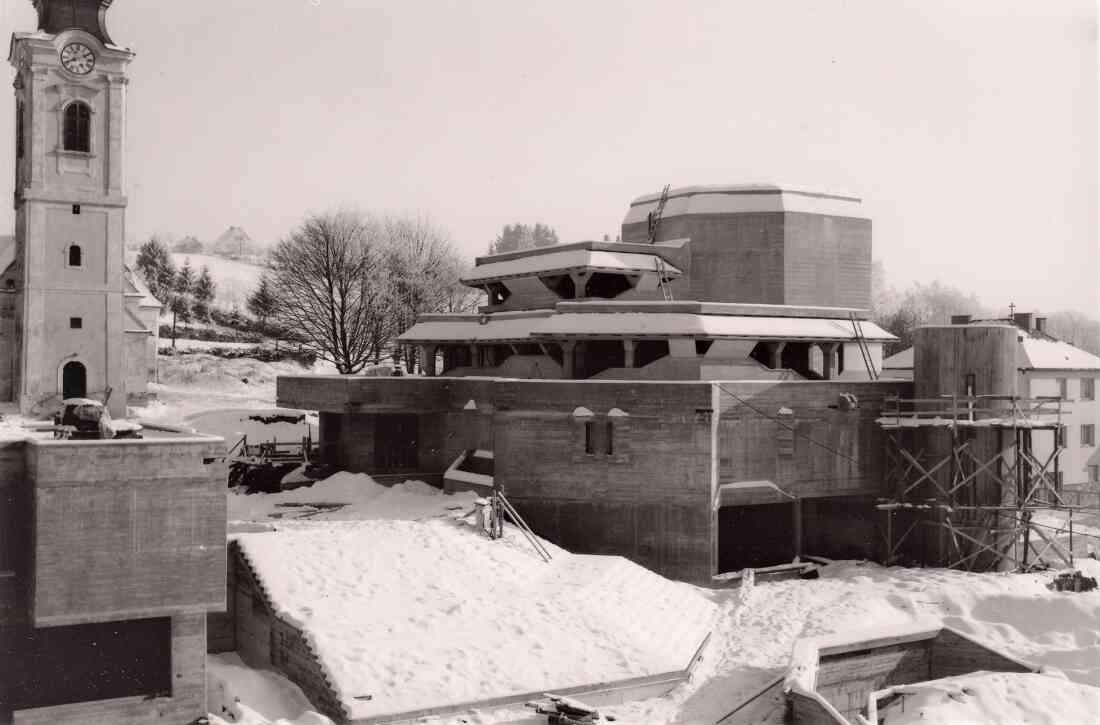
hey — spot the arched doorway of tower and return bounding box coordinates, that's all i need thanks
[62,361,87,400]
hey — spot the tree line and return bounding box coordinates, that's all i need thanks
[134,238,216,347]
[871,260,1100,356]
[136,210,477,373]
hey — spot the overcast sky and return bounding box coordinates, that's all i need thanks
[2,0,1097,315]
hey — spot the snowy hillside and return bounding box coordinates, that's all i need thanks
[170,253,265,310]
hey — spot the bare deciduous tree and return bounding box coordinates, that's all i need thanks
[268,210,390,374]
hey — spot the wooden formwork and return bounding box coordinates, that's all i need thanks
[877,395,1076,572]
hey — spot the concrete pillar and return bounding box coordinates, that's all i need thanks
[570,272,587,299]
[419,345,435,376]
[469,344,479,369]
[623,339,636,368]
[820,342,840,380]
[767,341,787,369]
[484,345,497,367]
[562,341,577,378]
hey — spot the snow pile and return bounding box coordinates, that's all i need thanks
[234,519,717,720]
[879,671,1100,724]
[609,560,1100,724]
[207,653,333,725]
[228,473,478,523]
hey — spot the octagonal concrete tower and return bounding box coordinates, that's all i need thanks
[622,184,872,309]
[3,0,158,417]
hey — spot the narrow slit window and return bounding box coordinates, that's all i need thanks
[584,421,596,454]
[16,101,24,159]
[605,420,614,455]
[63,102,91,152]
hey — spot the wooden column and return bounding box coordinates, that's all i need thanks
[623,339,636,368]
[562,341,577,378]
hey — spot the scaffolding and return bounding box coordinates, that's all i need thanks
[877,394,1078,572]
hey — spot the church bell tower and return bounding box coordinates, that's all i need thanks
[5,0,134,416]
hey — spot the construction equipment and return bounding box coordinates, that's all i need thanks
[849,312,878,380]
[646,184,671,243]
[225,431,320,491]
[655,256,675,302]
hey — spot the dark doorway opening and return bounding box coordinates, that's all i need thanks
[61,361,87,399]
[1,617,172,710]
[375,414,419,471]
[717,503,794,573]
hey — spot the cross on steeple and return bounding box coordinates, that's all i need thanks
[1008,302,1016,318]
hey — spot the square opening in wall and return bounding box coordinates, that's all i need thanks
[69,317,82,329]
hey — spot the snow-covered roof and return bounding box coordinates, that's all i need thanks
[123,265,162,308]
[534,313,896,341]
[1019,336,1100,371]
[400,310,895,343]
[462,248,681,285]
[624,183,866,225]
[888,338,1100,372]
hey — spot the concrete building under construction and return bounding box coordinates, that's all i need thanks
[279,184,1078,582]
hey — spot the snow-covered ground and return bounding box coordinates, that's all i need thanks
[131,352,335,424]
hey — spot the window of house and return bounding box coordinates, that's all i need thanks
[1089,465,1099,484]
[584,421,596,455]
[1058,378,1068,400]
[1082,424,1095,447]
[1082,378,1095,401]
[62,101,91,152]
[1058,424,1069,448]
[605,420,614,455]
[69,317,82,329]
[67,244,82,267]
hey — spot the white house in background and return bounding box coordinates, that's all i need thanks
[881,312,1100,487]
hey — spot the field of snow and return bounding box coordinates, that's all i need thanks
[169,253,265,310]
[130,352,335,424]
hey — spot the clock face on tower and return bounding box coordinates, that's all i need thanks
[60,43,95,75]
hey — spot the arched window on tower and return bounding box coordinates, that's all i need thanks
[63,102,91,152]
[67,244,83,267]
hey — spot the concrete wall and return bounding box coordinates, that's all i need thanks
[715,381,909,499]
[26,438,227,626]
[816,641,931,720]
[493,380,715,583]
[931,628,1033,679]
[621,211,872,309]
[913,324,1019,400]
[230,543,347,722]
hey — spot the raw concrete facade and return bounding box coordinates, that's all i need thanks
[0,435,226,723]
[279,376,909,583]
[4,0,160,418]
